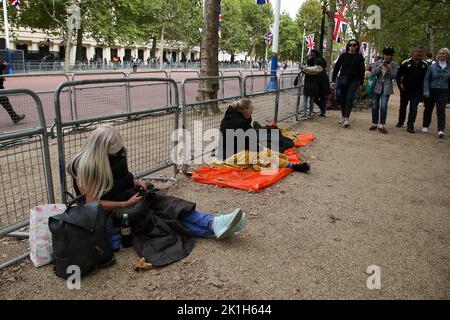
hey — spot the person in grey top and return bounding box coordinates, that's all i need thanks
[369,46,398,134]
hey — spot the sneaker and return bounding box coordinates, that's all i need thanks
[421,127,429,133]
[229,212,247,235]
[438,131,445,139]
[378,126,388,134]
[369,125,378,131]
[343,119,350,128]
[338,118,345,124]
[407,127,415,133]
[291,161,311,173]
[395,123,402,128]
[13,114,25,124]
[212,208,243,239]
[319,114,325,117]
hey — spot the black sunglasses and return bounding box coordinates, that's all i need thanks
[349,43,358,47]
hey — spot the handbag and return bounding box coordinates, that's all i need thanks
[337,75,349,88]
[364,75,377,96]
[48,192,115,279]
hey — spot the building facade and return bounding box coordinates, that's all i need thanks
[1,27,201,63]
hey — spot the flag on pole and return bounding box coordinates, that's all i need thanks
[9,0,20,9]
[305,34,315,54]
[218,0,222,38]
[264,25,273,44]
[256,0,270,5]
[360,42,368,57]
[333,0,356,42]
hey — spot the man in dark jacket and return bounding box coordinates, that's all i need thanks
[1,62,25,124]
[395,46,428,133]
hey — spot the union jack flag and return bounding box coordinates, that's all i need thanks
[333,0,356,42]
[305,34,315,54]
[9,0,20,9]
[256,0,270,5]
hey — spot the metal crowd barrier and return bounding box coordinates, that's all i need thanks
[278,72,303,122]
[243,74,279,124]
[180,75,243,174]
[0,89,54,270]
[54,78,180,200]
[1,73,72,128]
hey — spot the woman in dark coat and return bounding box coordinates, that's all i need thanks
[0,62,25,124]
[68,125,247,266]
[331,39,366,128]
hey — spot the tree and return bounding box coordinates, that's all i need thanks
[296,0,324,64]
[198,0,220,113]
[219,0,250,59]
[278,14,301,62]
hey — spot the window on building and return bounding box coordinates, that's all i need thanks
[138,49,144,61]
[95,47,103,60]
[59,46,65,60]
[16,43,28,54]
[110,48,118,59]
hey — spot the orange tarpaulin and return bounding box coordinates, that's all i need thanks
[192,132,315,192]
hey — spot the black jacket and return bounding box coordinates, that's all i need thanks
[396,58,428,92]
[0,64,6,89]
[217,106,294,160]
[73,150,196,267]
[332,52,366,86]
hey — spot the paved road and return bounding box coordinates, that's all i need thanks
[0,70,298,132]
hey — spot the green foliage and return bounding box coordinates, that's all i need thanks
[278,14,301,62]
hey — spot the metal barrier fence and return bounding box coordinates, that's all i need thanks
[243,74,279,124]
[53,78,180,200]
[0,89,54,269]
[1,73,72,129]
[181,76,243,173]
[278,72,303,122]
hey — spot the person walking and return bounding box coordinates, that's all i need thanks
[369,46,398,134]
[309,49,329,117]
[395,47,428,133]
[422,48,450,139]
[331,39,365,128]
[300,57,323,119]
[0,62,25,124]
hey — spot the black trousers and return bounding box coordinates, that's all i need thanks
[0,95,20,122]
[339,80,360,118]
[423,90,448,132]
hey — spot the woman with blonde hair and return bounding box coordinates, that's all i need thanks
[422,48,450,138]
[68,125,247,265]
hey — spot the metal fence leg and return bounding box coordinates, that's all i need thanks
[0,252,30,270]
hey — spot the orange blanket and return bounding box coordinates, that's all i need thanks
[192,133,315,192]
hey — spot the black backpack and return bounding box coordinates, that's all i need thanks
[48,193,115,279]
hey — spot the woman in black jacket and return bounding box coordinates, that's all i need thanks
[0,62,25,124]
[331,39,366,128]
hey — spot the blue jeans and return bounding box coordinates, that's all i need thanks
[398,90,421,127]
[180,210,214,238]
[372,93,390,125]
[303,95,315,117]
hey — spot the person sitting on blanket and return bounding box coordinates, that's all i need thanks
[214,98,311,172]
[68,124,247,248]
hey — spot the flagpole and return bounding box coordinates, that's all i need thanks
[2,0,13,74]
[2,0,10,49]
[300,23,306,67]
[267,0,280,91]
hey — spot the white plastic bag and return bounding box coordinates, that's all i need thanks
[29,204,66,267]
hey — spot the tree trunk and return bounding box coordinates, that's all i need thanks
[64,24,73,73]
[151,37,157,58]
[324,1,336,72]
[75,26,83,63]
[426,25,434,57]
[159,25,165,70]
[198,0,220,113]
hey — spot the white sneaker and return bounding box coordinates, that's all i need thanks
[438,131,445,139]
[421,127,429,133]
[338,118,344,124]
[343,119,350,128]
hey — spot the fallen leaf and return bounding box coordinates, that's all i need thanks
[134,257,153,271]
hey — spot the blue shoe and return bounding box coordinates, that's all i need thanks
[213,208,243,239]
[229,212,247,235]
